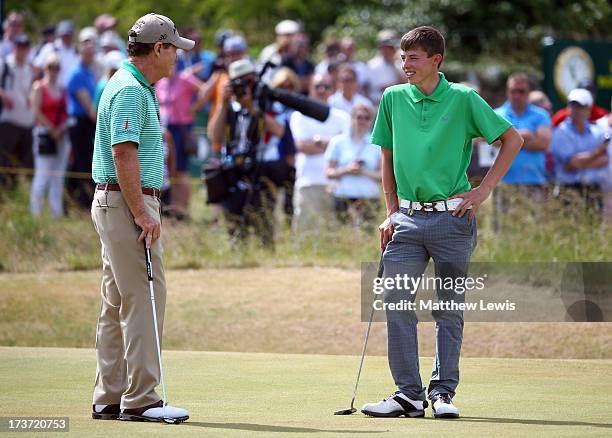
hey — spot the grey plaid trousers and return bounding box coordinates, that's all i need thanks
[383,207,477,401]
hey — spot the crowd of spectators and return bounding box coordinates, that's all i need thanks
[0,10,610,246]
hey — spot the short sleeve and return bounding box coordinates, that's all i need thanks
[536,110,552,130]
[109,86,147,146]
[468,90,512,144]
[592,124,606,144]
[371,90,393,148]
[289,112,309,141]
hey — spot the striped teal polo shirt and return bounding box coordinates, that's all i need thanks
[92,61,164,189]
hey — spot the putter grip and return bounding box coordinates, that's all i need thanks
[144,243,153,281]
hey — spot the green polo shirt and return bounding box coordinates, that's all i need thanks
[371,72,511,202]
[92,61,164,190]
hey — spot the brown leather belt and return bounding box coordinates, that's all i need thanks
[95,183,161,199]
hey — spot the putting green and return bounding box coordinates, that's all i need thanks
[1,347,610,437]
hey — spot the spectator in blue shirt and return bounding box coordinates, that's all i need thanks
[495,73,552,187]
[176,28,216,81]
[551,88,609,212]
[66,35,97,209]
[325,103,381,227]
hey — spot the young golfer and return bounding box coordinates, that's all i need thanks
[361,26,523,418]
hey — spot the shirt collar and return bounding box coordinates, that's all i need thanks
[121,61,154,90]
[564,118,594,136]
[408,72,450,103]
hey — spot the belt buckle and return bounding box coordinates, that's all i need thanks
[419,201,437,212]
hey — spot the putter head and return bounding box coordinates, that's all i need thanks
[334,407,357,415]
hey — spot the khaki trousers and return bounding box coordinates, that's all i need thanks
[91,189,166,409]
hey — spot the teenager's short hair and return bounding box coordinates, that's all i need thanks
[400,26,445,60]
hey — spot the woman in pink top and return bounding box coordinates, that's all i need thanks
[156,64,206,218]
[30,53,69,217]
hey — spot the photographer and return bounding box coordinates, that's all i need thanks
[209,59,284,247]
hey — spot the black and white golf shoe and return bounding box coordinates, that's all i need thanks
[431,393,459,418]
[361,391,427,417]
[119,400,189,423]
[92,404,120,420]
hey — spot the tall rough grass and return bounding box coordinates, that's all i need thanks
[1,181,610,273]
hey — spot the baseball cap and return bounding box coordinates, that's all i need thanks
[128,13,195,51]
[100,31,118,49]
[14,34,31,46]
[223,35,247,53]
[57,20,75,36]
[79,26,98,44]
[228,59,256,80]
[275,19,300,36]
[377,29,399,47]
[567,88,593,107]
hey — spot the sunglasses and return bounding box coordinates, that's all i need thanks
[509,88,528,95]
[355,114,371,121]
[315,83,333,90]
[47,65,60,71]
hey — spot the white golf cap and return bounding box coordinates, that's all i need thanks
[228,59,256,80]
[128,13,195,51]
[100,31,118,48]
[79,26,98,44]
[275,19,300,35]
[567,88,593,107]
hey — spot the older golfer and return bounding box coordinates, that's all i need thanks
[361,26,523,419]
[90,14,194,422]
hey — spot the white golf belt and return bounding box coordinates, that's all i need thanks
[399,198,471,212]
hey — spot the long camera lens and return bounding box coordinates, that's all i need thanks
[259,84,329,122]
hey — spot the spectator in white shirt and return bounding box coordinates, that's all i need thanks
[289,73,350,234]
[0,34,35,189]
[33,20,79,87]
[328,64,372,115]
[367,29,404,105]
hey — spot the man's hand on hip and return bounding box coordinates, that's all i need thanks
[134,211,161,248]
[449,185,492,219]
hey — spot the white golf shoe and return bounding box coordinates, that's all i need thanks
[431,393,459,418]
[120,400,189,423]
[361,391,427,417]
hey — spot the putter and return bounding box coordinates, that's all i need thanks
[144,243,174,424]
[334,254,384,415]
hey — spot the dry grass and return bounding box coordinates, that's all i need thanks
[1,267,610,358]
